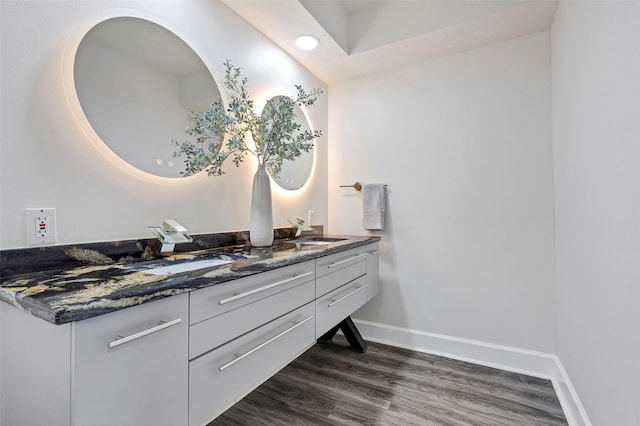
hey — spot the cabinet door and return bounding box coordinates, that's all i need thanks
[366,242,380,301]
[72,294,189,426]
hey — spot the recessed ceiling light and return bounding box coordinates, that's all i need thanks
[295,34,319,51]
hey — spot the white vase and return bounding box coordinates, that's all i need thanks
[250,164,274,247]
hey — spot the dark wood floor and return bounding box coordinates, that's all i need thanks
[210,335,568,426]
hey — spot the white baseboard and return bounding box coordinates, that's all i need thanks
[352,319,591,426]
[550,359,593,426]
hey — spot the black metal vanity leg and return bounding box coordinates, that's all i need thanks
[339,317,368,353]
[317,317,368,352]
[317,324,341,344]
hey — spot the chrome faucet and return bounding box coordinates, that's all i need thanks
[288,218,313,237]
[148,220,193,256]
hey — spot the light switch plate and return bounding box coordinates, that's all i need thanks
[26,208,57,245]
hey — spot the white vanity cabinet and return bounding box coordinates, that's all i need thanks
[366,242,380,301]
[0,293,188,426]
[0,239,380,426]
[72,293,189,426]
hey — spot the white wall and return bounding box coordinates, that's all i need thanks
[551,2,640,425]
[329,32,556,353]
[0,0,328,248]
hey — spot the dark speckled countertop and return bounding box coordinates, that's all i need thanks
[0,228,380,325]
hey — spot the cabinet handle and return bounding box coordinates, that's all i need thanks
[218,271,314,305]
[327,253,367,269]
[328,285,367,307]
[218,315,314,372]
[109,318,182,349]
[368,250,380,255]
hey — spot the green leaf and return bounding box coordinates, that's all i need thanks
[172,60,323,178]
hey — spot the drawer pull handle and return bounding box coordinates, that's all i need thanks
[327,253,367,269]
[328,285,366,307]
[368,250,380,255]
[218,315,314,372]
[218,271,314,305]
[109,318,182,349]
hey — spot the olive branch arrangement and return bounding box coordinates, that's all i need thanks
[173,60,322,178]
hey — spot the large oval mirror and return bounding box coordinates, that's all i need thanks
[263,96,316,190]
[73,17,220,178]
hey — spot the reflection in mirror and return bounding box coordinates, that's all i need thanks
[263,96,315,190]
[73,17,220,178]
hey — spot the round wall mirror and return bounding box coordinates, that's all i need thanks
[73,17,221,178]
[263,96,316,190]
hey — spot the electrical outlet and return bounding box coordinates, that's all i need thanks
[26,208,57,245]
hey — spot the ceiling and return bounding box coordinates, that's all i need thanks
[222,0,559,85]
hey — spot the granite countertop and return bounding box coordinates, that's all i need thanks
[0,230,380,325]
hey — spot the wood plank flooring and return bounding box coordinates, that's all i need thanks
[209,335,568,425]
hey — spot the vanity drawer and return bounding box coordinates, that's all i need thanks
[189,302,315,426]
[190,260,315,325]
[316,276,367,338]
[189,279,314,359]
[316,259,366,298]
[316,245,368,278]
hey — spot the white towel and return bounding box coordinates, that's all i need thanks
[362,184,386,230]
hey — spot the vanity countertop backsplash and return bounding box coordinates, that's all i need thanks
[0,227,380,325]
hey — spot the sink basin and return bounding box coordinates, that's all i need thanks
[136,258,236,276]
[295,237,347,245]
